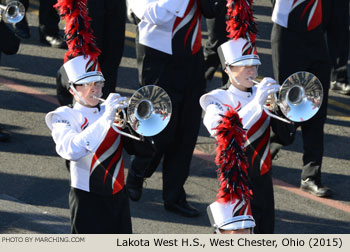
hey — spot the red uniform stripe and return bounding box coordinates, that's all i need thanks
[300,0,315,19]
[112,158,125,194]
[90,127,118,173]
[80,117,88,130]
[103,144,123,182]
[260,148,271,175]
[250,126,270,169]
[172,0,195,32]
[173,0,202,54]
[184,9,199,46]
[307,0,322,31]
[247,110,268,138]
[191,12,202,54]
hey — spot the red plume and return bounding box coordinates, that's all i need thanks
[54,0,100,63]
[214,105,252,203]
[226,0,257,43]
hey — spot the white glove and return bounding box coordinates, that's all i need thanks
[103,93,128,122]
[253,77,280,106]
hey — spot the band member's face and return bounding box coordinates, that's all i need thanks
[219,228,252,234]
[72,81,104,107]
[227,65,257,90]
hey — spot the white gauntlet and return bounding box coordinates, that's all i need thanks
[253,77,280,106]
[103,93,128,124]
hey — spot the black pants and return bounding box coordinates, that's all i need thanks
[39,0,60,35]
[87,0,126,98]
[271,24,330,180]
[250,171,275,234]
[69,187,132,234]
[203,10,228,85]
[131,38,205,204]
[323,0,349,84]
[0,21,20,55]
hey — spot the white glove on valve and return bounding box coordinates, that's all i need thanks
[103,93,127,122]
[253,77,280,106]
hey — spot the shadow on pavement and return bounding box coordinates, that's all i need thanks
[275,209,350,234]
[0,210,70,234]
[272,165,350,203]
[0,171,70,209]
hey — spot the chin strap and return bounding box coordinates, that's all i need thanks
[226,66,241,85]
[69,84,88,105]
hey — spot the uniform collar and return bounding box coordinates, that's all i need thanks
[73,102,100,114]
[228,84,253,99]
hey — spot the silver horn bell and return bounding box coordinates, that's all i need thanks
[265,71,323,123]
[112,85,172,141]
[0,1,25,24]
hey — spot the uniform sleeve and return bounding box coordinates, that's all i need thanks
[203,103,226,137]
[200,91,229,137]
[271,0,294,27]
[201,90,264,134]
[204,102,264,136]
[130,0,189,25]
[49,113,112,161]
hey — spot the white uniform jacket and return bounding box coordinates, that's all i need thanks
[45,102,125,195]
[200,85,272,176]
[272,0,322,32]
[128,0,202,55]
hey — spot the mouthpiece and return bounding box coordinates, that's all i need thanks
[248,78,260,85]
[93,95,105,102]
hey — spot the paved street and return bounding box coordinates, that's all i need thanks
[0,0,349,234]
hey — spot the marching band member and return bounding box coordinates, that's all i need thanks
[125,0,207,217]
[270,0,332,197]
[200,0,279,233]
[45,0,131,233]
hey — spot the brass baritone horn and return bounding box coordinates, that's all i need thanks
[0,1,25,24]
[251,71,323,124]
[97,85,172,141]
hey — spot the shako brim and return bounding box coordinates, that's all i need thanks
[73,72,105,85]
[219,215,256,230]
[227,56,261,67]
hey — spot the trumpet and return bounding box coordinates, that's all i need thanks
[0,1,25,24]
[250,71,323,123]
[95,85,172,141]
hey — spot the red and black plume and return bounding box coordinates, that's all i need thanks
[226,0,257,43]
[54,0,100,63]
[214,105,252,203]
